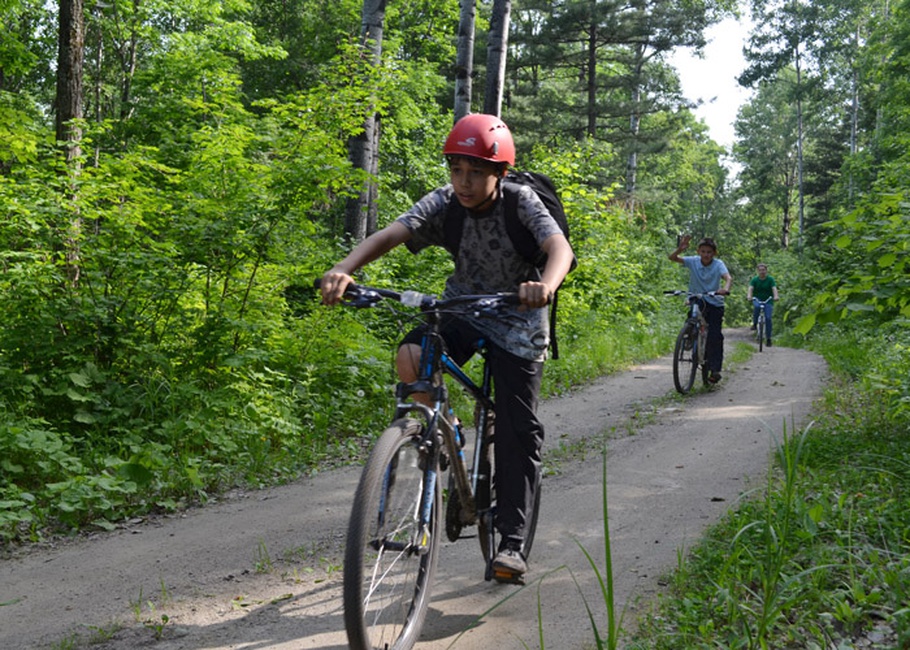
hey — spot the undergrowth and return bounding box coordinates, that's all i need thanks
[628,322,910,649]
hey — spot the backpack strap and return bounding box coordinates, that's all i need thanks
[502,186,563,358]
[442,194,466,257]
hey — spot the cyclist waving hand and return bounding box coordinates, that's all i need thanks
[669,235,733,384]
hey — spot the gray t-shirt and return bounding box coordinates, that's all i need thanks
[396,182,562,361]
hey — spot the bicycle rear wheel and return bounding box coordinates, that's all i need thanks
[344,418,441,650]
[476,433,494,569]
[522,477,542,558]
[673,322,699,394]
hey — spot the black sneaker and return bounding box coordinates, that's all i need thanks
[707,372,722,384]
[492,541,527,582]
[766,340,772,347]
[750,325,756,331]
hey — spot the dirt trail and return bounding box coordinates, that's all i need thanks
[0,328,828,650]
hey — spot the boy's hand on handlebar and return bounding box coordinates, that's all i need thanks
[715,288,730,296]
[519,281,552,309]
[320,269,354,306]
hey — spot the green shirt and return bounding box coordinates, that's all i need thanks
[750,275,777,301]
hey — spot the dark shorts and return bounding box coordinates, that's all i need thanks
[399,316,485,366]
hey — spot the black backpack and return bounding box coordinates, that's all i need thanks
[443,170,576,358]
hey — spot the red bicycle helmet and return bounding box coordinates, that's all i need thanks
[443,114,516,166]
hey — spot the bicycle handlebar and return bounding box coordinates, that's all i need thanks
[663,290,718,298]
[752,297,773,305]
[314,279,521,313]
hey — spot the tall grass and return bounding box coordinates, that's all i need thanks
[628,361,910,649]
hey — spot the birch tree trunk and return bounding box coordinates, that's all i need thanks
[625,44,645,202]
[794,42,805,252]
[483,0,511,117]
[454,0,476,122]
[56,0,85,286]
[344,0,386,242]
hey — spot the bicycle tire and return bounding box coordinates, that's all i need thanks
[757,313,765,352]
[344,418,441,650]
[673,322,699,394]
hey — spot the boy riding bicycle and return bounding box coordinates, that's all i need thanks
[668,235,732,383]
[747,263,780,346]
[320,114,575,582]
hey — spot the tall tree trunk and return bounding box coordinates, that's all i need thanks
[794,43,805,252]
[367,115,381,235]
[586,17,597,137]
[625,44,645,203]
[117,1,140,122]
[344,0,386,243]
[454,0,476,122]
[483,0,511,117]
[848,24,859,200]
[781,163,795,249]
[56,0,85,286]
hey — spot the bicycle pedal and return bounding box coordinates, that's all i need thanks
[492,568,525,585]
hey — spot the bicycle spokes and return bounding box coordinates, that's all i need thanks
[345,420,440,650]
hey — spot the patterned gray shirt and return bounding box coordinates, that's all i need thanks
[396,182,562,362]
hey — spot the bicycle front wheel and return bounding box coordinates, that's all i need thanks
[757,314,765,352]
[673,322,699,394]
[344,418,441,650]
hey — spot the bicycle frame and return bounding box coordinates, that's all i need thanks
[687,297,708,367]
[666,289,715,393]
[753,297,771,350]
[328,282,526,650]
[392,321,495,532]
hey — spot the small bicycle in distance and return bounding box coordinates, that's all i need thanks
[315,280,542,650]
[752,296,772,352]
[665,290,718,394]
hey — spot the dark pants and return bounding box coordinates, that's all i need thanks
[401,319,544,547]
[703,302,725,373]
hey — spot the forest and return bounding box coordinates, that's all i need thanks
[1,0,908,643]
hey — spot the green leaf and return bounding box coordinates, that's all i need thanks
[74,410,97,424]
[117,463,155,487]
[877,253,897,268]
[834,235,852,249]
[66,388,93,402]
[69,371,92,388]
[792,313,816,335]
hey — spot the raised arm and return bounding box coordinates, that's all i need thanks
[668,234,692,264]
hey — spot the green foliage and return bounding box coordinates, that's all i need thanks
[1,0,904,562]
[630,313,910,649]
[789,176,909,347]
[632,392,910,649]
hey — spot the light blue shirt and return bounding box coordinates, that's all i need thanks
[682,257,729,306]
